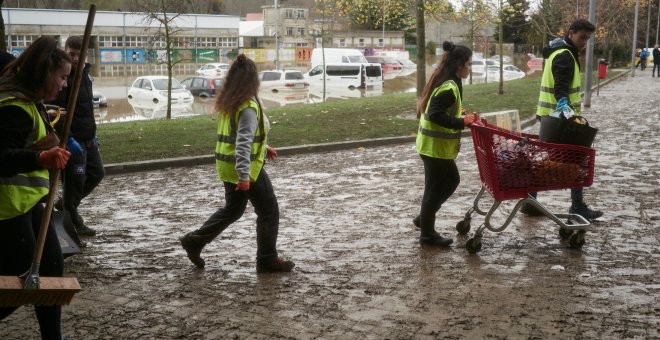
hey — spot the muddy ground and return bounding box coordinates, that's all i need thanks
[2,73,659,339]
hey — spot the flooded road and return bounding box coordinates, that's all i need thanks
[2,72,658,339]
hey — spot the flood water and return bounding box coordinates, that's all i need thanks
[93,58,542,124]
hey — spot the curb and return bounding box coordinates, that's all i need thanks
[104,116,539,175]
[106,70,628,175]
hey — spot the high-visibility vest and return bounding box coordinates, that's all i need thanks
[215,99,267,184]
[416,80,463,160]
[537,48,582,116]
[0,96,50,220]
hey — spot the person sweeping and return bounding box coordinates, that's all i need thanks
[179,54,294,273]
[0,36,72,340]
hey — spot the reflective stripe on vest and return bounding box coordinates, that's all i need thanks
[536,49,582,116]
[215,99,266,184]
[0,96,50,220]
[416,80,463,160]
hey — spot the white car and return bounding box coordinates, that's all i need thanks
[489,55,512,64]
[259,70,309,93]
[486,64,526,81]
[92,91,107,108]
[196,63,230,78]
[127,75,193,105]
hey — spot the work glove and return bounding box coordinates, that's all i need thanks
[38,147,71,169]
[67,137,83,156]
[235,180,250,191]
[551,97,575,119]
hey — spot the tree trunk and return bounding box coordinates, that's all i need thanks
[416,0,425,98]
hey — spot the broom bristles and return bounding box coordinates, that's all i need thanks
[0,276,80,307]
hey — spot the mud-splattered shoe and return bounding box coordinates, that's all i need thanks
[75,224,97,237]
[569,203,603,221]
[257,258,295,273]
[180,233,206,269]
[520,203,543,216]
[420,232,453,247]
[412,215,421,229]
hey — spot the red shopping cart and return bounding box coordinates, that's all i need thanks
[457,119,596,253]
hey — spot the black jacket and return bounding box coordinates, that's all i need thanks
[51,63,96,141]
[653,48,660,63]
[542,38,581,103]
[425,74,466,130]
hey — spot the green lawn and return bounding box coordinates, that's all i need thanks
[97,72,621,164]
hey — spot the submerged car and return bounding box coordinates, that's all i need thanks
[259,70,309,93]
[180,76,223,98]
[195,63,230,78]
[92,91,107,108]
[127,75,193,105]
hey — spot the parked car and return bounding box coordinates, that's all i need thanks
[92,90,107,108]
[180,76,223,98]
[305,63,382,90]
[485,64,526,81]
[488,54,512,64]
[127,75,193,105]
[195,62,230,77]
[365,56,402,72]
[259,70,309,93]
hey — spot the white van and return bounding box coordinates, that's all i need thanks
[311,48,368,67]
[305,63,383,90]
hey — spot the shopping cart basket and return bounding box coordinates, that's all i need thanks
[457,119,596,253]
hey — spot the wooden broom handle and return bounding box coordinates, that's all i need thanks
[32,4,97,265]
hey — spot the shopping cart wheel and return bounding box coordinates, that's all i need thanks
[559,227,573,239]
[456,220,471,235]
[466,237,482,253]
[568,231,586,249]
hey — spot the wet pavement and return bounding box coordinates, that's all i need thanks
[2,73,659,339]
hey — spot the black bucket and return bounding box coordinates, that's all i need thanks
[539,115,597,147]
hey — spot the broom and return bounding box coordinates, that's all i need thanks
[0,4,96,307]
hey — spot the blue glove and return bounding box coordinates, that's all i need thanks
[67,137,83,156]
[555,97,568,110]
[550,97,574,118]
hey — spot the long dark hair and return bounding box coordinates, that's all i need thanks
[215,54,261,116]
[0,36,71,100]
[417,41,472,117]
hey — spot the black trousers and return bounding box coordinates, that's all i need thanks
[419,155,460,234]
[653,62,660,76]
[0,203,63,340]
[193,169,279,263]
[62,137,105,227]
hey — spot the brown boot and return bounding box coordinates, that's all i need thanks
[180,233,208,268]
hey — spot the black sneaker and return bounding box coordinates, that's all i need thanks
[75,224,97,236]
[569,203,603,221]
[420,232,453,247]
[520,203,543,216]
[257,258,295,273]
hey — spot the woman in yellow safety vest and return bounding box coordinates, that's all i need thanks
[179,54,294,273]
[413,41,478,247]
[0,36,72,340]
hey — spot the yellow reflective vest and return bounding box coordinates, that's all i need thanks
[536,48,582,116]
[0,96,50,220]
[215,99,266,184]
[416,80,463,160]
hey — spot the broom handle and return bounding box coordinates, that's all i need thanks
[31,4,97,267]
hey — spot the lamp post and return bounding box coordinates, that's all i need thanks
[382,0,386,50]
[274,0,279,70]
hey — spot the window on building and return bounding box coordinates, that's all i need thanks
[295,42,308,47]
[10,35,36,47]
[338,38,346,47]
[297,10,305,19]
[378,38,384,47]
[218,37,238,47]
[297,27,305,36]
[285,9,293,19]
[198,37,218,47]
[286,27,293,36]
[99,35,123,47]
[125,36,150,47]
[358,38,365,47]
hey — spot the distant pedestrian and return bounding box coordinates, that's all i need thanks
[522,19,602,220]
[639,48,649,71]
[179,54,295,273]
[412,41,478,247]
[652,45,660,77]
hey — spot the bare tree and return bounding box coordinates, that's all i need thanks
[136,0,186,120]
